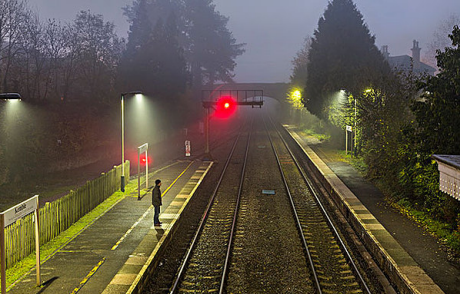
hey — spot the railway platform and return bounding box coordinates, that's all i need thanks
[7,159,213,294]
[284,124,459,294]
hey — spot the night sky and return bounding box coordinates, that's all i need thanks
[28,0,460,83]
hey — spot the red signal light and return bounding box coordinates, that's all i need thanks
[215,96,236,119]
[139,154,151,165]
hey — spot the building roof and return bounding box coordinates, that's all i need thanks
[433,154,460,200]
[388,55,436,76]
[433,155,460,170]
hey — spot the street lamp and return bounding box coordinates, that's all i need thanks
[0,92,24,293]
[0,93,21,101]
[121,91,143,192]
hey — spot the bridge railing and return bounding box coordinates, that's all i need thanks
[202,89,264,106]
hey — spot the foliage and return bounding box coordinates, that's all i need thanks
[182,0,245,88]
[358,72,418,183]
[120,2,187,100]
[425,13,460,70]
[0,102,118,184]
[123,0,244,91]
[394,198,460,253]
[396,25,460,223]
[305,0,390,120]
[2,7,122,103]
[287,37,310,113]
[290,36,311,89]
[71,11,124,103]
[412,26,460,156]
[0,0,30,92]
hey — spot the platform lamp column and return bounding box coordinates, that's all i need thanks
[121,91,143,192]
[0,93,21,294]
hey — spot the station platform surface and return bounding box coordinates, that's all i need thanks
[8,159,213,294]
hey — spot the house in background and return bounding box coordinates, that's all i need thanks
[381,40,436,76]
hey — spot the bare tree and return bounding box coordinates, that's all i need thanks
[0,0,29,92]
[290,36,311,88]
[71,10,123,103]
[42,19,68,101]
[425,13,460,70]
[17,12,47,102]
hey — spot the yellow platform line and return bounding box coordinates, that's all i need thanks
[70,257,106,294]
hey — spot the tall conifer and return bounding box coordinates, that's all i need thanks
[305,0,389,119]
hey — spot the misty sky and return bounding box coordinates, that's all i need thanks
[28,0,460,83]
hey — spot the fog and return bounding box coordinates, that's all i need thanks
[28,0,460,83]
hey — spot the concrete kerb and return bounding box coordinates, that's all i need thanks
[285,127,443,294]
[126,161,214,294]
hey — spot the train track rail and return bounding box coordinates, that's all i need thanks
[265,115,372,294]
[168,119,253,293]
[149,112,378,293]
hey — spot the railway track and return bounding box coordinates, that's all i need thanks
[169,118,253,293]
[147,111,379,293]
[264,115,372,293]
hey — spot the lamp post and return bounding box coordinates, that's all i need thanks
[120,91,143,192]
[0,92,23,293]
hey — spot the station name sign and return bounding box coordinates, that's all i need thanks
[1,195,38,227]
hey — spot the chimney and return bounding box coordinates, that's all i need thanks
[381,45,390,60]
[411,40,421,69]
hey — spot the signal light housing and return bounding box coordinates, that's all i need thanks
[215,96,236,119]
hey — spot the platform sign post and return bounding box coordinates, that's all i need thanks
[1,195,40,292]
[185,140,191,157]
[138,143,149,200]
[346,125,353,155]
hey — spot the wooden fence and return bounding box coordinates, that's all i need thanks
[4,161,130,269]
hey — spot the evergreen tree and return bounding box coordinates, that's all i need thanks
[121,0,187,99]
[148,13,187,98]
[182,0,245,89]
[305,0,389,119]
[122,0,244,97]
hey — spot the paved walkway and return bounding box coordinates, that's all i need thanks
[8,159,212,294]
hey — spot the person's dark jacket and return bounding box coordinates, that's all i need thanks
[152,185,162,207]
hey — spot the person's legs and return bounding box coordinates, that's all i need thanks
[154,206,161,225]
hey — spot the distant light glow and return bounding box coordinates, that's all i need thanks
[288,88,303,109]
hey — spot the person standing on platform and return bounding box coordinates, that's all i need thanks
[152,179,162,226]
